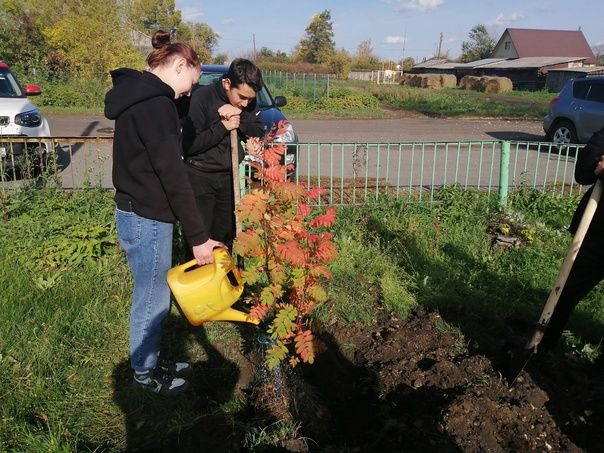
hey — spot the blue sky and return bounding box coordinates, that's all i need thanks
[175,0,603,62]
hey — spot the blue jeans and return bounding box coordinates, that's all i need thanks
[115,209,173,373]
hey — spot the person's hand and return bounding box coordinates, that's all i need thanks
[218,104,242,130]
[192,239,225,266]
[222,115,240,131]
[218,104,241,120]
[245,137,263,158]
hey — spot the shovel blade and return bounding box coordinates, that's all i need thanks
[505,346,535,386]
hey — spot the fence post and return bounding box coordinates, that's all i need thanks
[499,141,510,207]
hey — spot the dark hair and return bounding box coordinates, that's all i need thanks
[146,30,200,70]
[225,58,263,92]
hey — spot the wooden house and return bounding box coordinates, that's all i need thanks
[491,28,596,65]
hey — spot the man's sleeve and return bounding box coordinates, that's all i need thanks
[239,101,265,139]
[575,125,604,185]
[182,91,229,157]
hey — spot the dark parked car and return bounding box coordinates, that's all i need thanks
[543,76,604,146]
[195,64,297,178]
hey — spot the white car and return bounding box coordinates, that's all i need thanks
[0,61,51,175]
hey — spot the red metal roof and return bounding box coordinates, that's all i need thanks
[505,28,596,64]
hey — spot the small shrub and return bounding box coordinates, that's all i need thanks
[281,96,308,111]
[234,122,339,369]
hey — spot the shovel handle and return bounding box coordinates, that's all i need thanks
[526,179,603,351]
[231,129,242,236]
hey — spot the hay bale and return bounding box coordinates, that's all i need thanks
[421,74,442,89]
[408,74,422,87]
[459,75,482,90]
[404,73,456,89]
[441,74,457,88]
[483,76,513,93]
[399,74,413,86]
[400,73,461,89]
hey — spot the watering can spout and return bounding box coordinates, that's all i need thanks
[205,307,259,324]
[167,248,259,326]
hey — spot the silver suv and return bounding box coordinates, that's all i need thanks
[543,76,604,145]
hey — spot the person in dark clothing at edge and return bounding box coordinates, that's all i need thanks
[104,30,224,396]
[539,125,604,390]
[181,58,265,250]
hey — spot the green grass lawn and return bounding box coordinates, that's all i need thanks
[1,183,602,451]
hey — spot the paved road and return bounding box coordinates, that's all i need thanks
[46,114,546,143]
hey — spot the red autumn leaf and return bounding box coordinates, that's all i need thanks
[309,265,334,279]
[309,207,336,228]
[297,203,311,218]
[275,239,306,265]
[315,240,338,262]
[250,304,269,320]
[306,187,324,199]
[294,329,316,364]
[233,228,262,256]
[236,191,268,223]
[263,165,287,182]
[274,181,306,201]
[263,143,285,166]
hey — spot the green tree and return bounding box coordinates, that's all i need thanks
[257,46,289,64]
[0,0,48,72]
[298,9,335,64]
[401,57,415,71]
[460,24,495,63]
[42,0,142,72]
[328,48,351,78]
[177,21,218,64]
[126,0,181,35]
[213,53,228,65]
[351,39,380,71]
[3,0,142,73]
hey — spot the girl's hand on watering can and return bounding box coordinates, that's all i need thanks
[192,239,225,266]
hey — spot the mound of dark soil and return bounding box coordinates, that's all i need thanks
[301,307,604,452]
[161,307,604,452]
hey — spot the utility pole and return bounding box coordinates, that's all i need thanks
[437,32,443,59]
[402,20,407,70]
[253,34,256,62]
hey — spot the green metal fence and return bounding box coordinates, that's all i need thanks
[290,140,582,206]
[1,137,583,207]
[262,71,332,102]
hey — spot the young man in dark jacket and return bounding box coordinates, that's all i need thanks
[182,58,265,249]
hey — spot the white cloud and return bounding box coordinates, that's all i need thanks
[180,7,203,21]
[222,18,235,25]
[487,12,525,27]
[384,36,407,44]
[395,0,444,13]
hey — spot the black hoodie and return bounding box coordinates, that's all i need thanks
[181,79,264,172]
[105,68,208,246]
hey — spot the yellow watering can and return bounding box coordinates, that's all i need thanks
[167,248,259,326]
